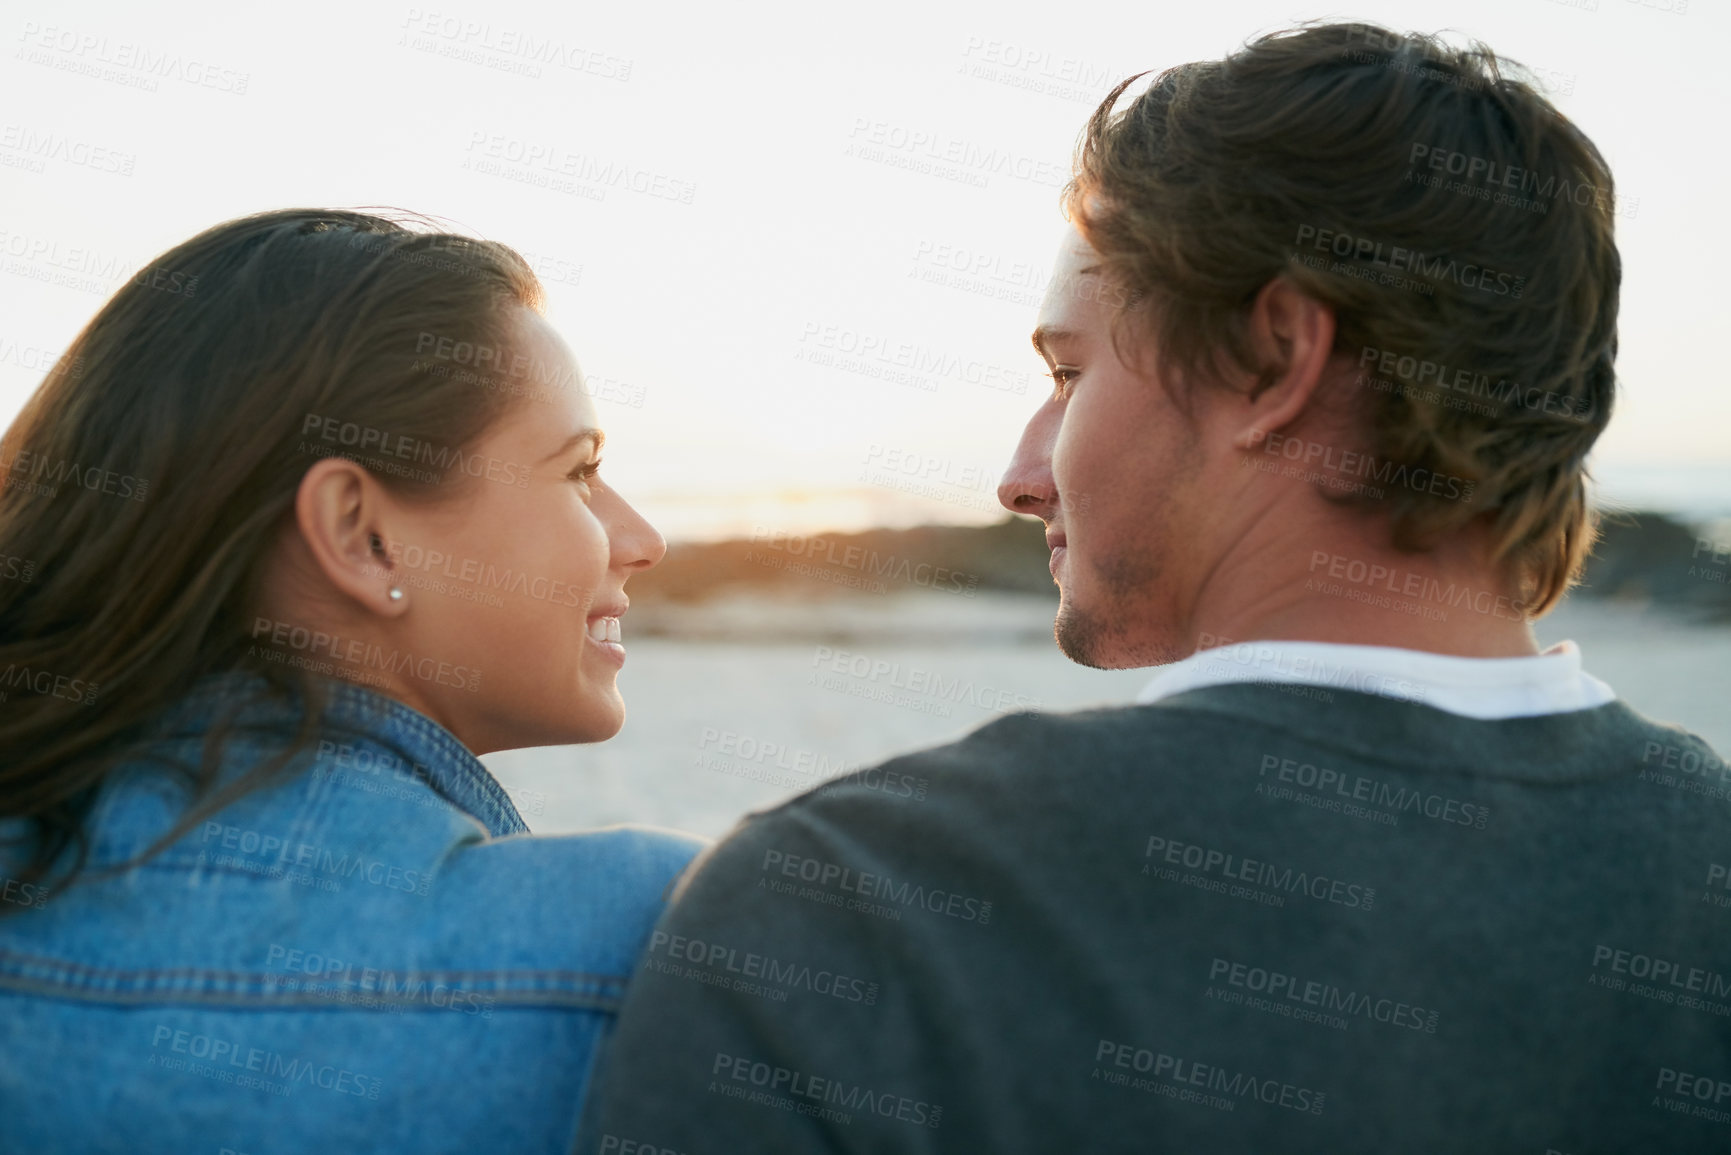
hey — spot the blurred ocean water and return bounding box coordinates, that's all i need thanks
[483,593,1731,840]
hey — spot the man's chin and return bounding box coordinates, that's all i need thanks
[1054,596,1184,670]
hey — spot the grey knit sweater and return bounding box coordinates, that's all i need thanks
[582,684,1731,1153]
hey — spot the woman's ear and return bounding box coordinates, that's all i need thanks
[292,457,408,617]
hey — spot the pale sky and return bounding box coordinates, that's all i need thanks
[3,0,1724,539]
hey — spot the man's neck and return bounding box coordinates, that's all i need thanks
[1188,517,1541,659]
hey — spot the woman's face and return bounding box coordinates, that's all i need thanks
[368,308,664,753]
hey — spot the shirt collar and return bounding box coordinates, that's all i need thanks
[157,670,528,837]
[1135,638,1615,720]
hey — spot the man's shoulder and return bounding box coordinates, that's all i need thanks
[776,699,1248,813]
[688,687,1727,910]
[673,700,1257,909]
[724,694,1308,847]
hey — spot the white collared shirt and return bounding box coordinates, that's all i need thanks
[1135,638,1616,719]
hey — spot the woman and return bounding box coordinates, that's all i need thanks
[0,209,702,1151]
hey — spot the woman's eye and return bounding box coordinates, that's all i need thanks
[568,459,602,485]
[1048,367,1080,400]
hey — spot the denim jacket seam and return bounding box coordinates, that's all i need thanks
[0,947,629,997]
[0,974,629,1014]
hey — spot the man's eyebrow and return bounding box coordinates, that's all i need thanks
[542,427,605,464]
[1031,326,1080,359]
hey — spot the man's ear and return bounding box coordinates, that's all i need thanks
[292,456,406,617]
[1229,277,1338,449]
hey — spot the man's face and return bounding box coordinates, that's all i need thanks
[997,226,1215,669]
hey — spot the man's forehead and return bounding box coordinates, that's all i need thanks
[1051,226,1100,277]
[1037,232,1105,332]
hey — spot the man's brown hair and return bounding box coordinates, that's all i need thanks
[1065,21,1620,614]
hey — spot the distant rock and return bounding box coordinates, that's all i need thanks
[629,511,1731,619]
[629,517,1057,604]
[1577,511,1731,616]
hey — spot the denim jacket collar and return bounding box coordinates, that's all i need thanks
[155,670,528,837]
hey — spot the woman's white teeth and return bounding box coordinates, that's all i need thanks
[588,617,621,644]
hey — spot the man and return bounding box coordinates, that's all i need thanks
[582,23,1728,1153]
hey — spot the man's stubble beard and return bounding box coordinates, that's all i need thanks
[1053,596,1126,670]
[1052,463,1199,671]
[1053,517,1196,669]
[1053,565,1189,670]
[1050,383,1206,670]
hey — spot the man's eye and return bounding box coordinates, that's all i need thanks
[1047,367,1080,399]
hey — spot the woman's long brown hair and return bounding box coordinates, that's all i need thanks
[0,208,545,904]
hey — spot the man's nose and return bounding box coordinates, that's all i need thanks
[998,402,1061,518]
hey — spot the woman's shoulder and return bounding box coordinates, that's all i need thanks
[5,672,708,999]
[428,824,707,973]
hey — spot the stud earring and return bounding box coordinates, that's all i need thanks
[388,587,404,602]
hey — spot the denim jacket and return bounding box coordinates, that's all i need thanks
[0,672,703,1154]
